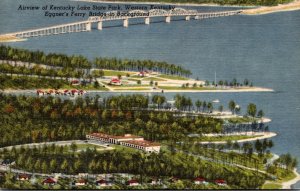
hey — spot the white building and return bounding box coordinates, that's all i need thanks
[86,133,144,144]
[120,140,160,153]
[86,133,160,153]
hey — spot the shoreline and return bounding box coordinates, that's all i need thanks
[198,131,277,144]
[0,35,26,43]
[1,87,274,94]
[73,0,255,8]
[74,0,300,15]
[283,168,300,189]
[242,0,300,15]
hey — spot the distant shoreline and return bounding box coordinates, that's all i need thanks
[72,0,254,8]
[198,132,277,144]
[1,87,274,94]
[73,0,300,15]
[242,0,300,15]
[0,35,26,43]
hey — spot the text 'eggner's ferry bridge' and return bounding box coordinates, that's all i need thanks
[1,8,242,39]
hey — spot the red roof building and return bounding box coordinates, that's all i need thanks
[17,174,30,181]
[42,177,57,185]
[86,133,144,144]
[96,179,112,187]
[215,179,227,186]
[71,80,80,85]
[194,177,207,184]
[75,178,87,186]
[127,179,139,186]
[120,140,160,153]
[109,78,122,86]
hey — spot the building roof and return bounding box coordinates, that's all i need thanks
[215,179,226,184]
[194,177,205,182]
[110,78,121,83]
[96,179,106,184]
[128,179,139,184]
[43,177,57,184]
[122,140,160,147]
[18,174,30,179]
[88,133,143,140]
[77,179,87,183]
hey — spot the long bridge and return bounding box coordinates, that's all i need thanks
[1,8,242,39]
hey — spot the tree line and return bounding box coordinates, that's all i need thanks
[103,0,293,6]
[0,144,266,189]
[0,94,223,147]
[0,46,91,69]
[0,63,85,79]
[0,46,191,76]
[94,57,191,77]
[0,75,69,90]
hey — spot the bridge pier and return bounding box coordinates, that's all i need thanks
[97,21,103,30]
[185,16,190,21]
[145,17,150,25]
[123,18,128,28]
[165,16,171,23]
[86,22,92,31]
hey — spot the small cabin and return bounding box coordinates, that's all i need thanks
[42,177,57,185]
[17,174,31,181]
[127,179,139,186]
[215,179,227,186]
[194,177,207,185]
[75,178,87,186]
[109,78,122,86]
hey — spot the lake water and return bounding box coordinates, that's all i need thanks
[1,0,300,188]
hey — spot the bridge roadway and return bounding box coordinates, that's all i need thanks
[1,8,242,39]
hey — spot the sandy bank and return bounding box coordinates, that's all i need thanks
[1,87,274,94]
[73,0,252,7]
[76,0,300,15]
[0,35,26,43]
[242,0,300,15]
[282,168,300,189]
[199,131,277,144]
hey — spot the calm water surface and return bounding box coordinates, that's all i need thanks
[1,0,300,188]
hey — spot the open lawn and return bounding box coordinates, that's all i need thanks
[159,86,217,90]
[69,143,108,152]
[61,84,109,91]
[261,182,282,189]
[103,70,135,76]
[227,117,258,124]
[157,74,188,80]
[198,135,262,142]
[142,77,166,81]
[112,87,151,91]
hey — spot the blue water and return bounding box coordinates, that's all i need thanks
[1,0,300,188]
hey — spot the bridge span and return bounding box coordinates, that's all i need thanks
[1,8,242,39]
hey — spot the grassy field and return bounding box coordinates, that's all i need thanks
[75,143,107,151]
[157,74,188,80]
[261,182,282,189]
[261,167,297,189]
[112,88,151,91]
[159,86,216,90]
[142,77,166,81]
[227,117,258,124]
[61,84,109,91]
[103,70,135,76]
[198,135,261,142]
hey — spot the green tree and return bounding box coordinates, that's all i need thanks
[247,103,257,118]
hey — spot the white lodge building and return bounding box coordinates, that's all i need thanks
[86,133,160,153]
